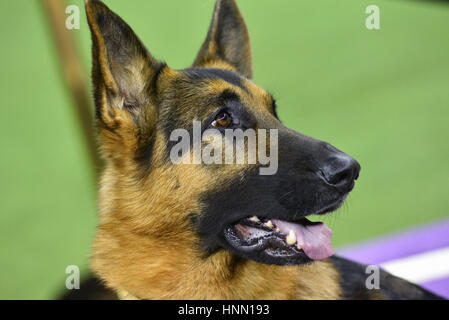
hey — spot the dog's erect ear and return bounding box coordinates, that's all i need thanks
[193,0,252,79]
[85,0,165,127]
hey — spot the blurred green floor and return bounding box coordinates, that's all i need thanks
[0,0,448,299]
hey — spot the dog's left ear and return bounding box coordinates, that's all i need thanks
[193,0,252,79]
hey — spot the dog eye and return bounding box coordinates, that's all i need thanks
[212,112,232,128]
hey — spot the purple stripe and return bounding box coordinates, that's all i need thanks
[337,218,449,265]
[421,276,449,299]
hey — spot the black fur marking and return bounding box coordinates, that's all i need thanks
[218,88,240,103]
[330,256,443,300]
[134,63,167,173]
[150,62,167,104]
[61,275,117,300]
[135,131,156,173]
[182,68,247,92]
[269,94,279,119]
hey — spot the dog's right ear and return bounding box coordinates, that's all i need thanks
[85,0,165,130]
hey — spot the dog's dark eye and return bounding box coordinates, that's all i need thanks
[212,112,232,128]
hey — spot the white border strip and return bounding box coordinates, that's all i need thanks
[380,246,449,283]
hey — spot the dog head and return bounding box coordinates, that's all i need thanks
[86,0,360,272]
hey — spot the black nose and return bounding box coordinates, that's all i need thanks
[319,154,361,191]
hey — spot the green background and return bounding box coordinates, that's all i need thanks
[0,0,448,299]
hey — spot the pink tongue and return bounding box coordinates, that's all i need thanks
[272,219,333,260]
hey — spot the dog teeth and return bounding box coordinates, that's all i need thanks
[249,216,260,223]
[296,244,302,250]
[286,230,296,245]
[264,220,274,228]
[275,227,280,233]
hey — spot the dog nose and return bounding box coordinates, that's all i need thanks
[319,154,361,192]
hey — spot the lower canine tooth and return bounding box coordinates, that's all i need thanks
[249,216,260,222]
[296,244,302,250]
[286,230,296,245]
[275,227,280,233]
[264,220,274,228]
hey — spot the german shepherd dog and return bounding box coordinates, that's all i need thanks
[83,0,441,299]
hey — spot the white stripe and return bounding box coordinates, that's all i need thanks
[380,246,449,283]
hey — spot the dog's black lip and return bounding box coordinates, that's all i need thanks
[221,197,345,261]
[308,196,346,216]
[225,195,346,229]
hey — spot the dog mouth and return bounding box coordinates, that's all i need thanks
[224,216,333,262]
[221,193,348,265]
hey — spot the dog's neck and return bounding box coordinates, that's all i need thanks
[91,221,342,299]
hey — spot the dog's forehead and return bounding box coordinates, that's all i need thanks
[168,67,274,114]
[182,68,246,91]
